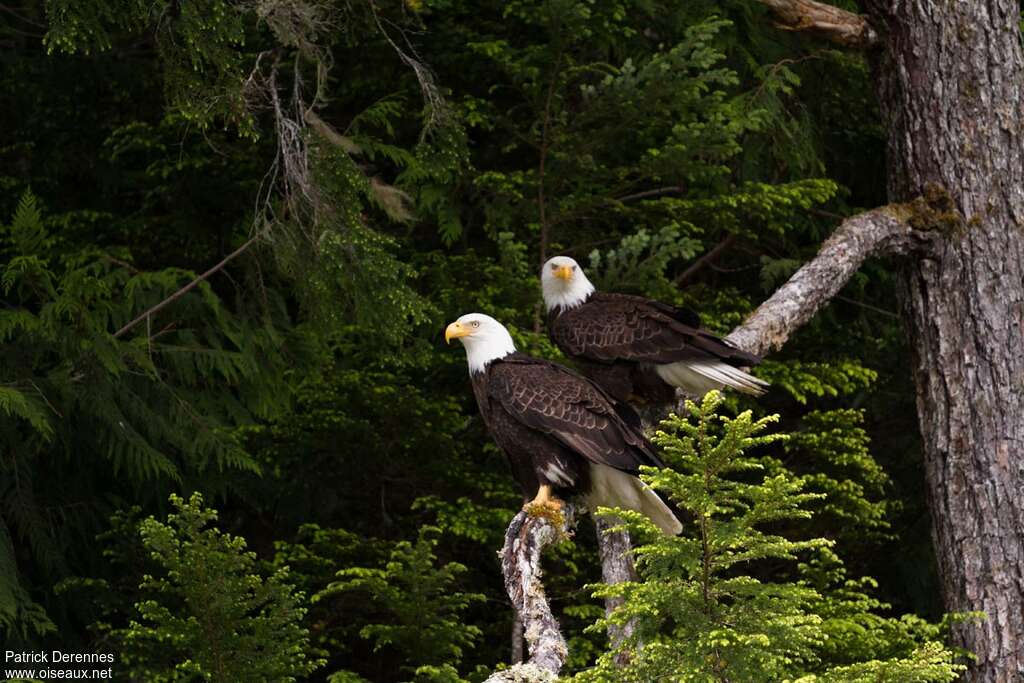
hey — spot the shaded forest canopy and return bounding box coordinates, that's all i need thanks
[0,0,976,680]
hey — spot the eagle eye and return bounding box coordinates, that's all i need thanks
[572,265,577,271]
[471,320,480,328]
[550,264,559,270]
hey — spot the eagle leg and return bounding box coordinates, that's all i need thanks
[523,484,565,524]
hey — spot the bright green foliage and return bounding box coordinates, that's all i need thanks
[757,360,878,405]
[784,410,892,543]
[112,493,322,681]
[796,546,977,676]
[792,642,963,683]
[582,392,827,680]
[316,526,484,682]
[578,392,964,682]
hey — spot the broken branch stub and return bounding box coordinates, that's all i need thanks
[756,0,879,48]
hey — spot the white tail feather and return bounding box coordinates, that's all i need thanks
[585,464,682,536]
[656,360,768,397]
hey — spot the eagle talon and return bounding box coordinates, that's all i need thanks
[523,485,566,525]
[523,500,566,527]
[522,498,564,513]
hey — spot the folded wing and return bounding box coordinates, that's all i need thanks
[555,292,759,366]
[488,355,663,473]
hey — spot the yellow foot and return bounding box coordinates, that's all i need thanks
[523,497,563,513]
[523,497,565,526]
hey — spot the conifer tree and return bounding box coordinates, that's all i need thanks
[578,392,964,682]
[316,526,485,682]
[111,493,322,681]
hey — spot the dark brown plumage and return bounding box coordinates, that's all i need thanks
[471,351,663,491]
[547,290,768,403]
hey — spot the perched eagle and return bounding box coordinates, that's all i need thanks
[445,313,682,535]
[541,256,768,403]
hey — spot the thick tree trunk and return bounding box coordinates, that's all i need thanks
[866,2,1024,679]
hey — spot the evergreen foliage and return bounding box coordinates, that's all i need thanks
[0,188,308,646]
[579,392,964,682]
[103,493,322,681]
[316,526,485,682]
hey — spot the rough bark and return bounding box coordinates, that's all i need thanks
[755,0,878,48]
[485,506,576,682]
[754,0,1024,678]
[861,2,1024,680]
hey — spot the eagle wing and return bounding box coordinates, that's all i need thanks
[551,292,759,366]
[489,355,663,473]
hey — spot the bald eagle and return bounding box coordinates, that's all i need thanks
[541,256,768,403]
[445,313,682,535]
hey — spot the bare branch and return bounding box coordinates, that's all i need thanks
[113,233,263,339]
[675,234,737,286]
[755,0,879,48]
[614,185,685,203]
[725,204,940,356]
[485,507,577,682]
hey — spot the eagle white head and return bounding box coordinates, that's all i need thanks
[541,256,596,312]
[445,313,517,374]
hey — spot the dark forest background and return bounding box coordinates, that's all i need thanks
[0,1,968,680]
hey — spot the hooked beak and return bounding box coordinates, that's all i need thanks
[445,321,471,344]
[554,265,574,281]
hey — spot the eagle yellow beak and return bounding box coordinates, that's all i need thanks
[554,265,574,281]
[445,321,471,344]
